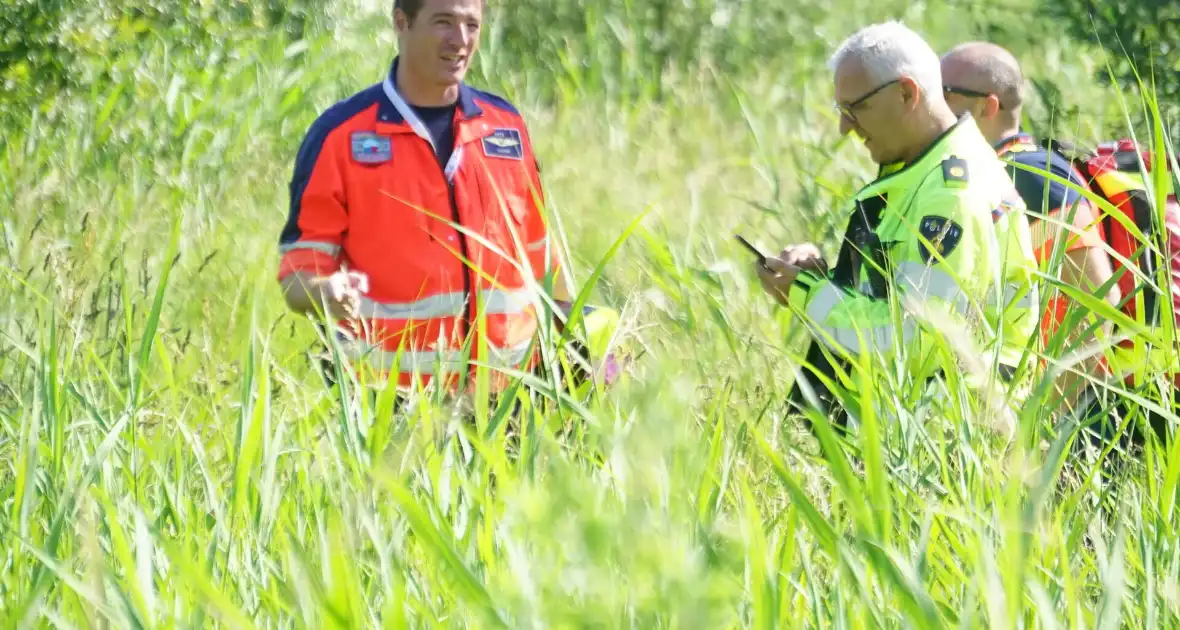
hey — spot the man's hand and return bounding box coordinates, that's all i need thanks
[756,256,801,306]
[779,243,828,274]
[322,270,369,318]
[282,269,369,319]
[756,243,828,306]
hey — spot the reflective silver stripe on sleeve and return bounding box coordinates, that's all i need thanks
[805,261,971,355]
[989,282,1037,310]
[894,261,972,315]
[356,288,537,320]
[478,288,535,315]
[280,241,341,256]
[341,339,535,375]
[340,342,463,375]
[485,339,536,369]
[805,283,915,354]
[357,293,466,320]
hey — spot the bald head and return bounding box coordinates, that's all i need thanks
[941,42,1024,110]
[940,42,1024,143]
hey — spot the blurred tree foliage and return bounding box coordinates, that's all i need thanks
[1044,0,1180,121]
[4,0,1176,130]
[1,0,70,104]
[483,0,836,103]
[928,0,1179,139]
[0,0,331,109]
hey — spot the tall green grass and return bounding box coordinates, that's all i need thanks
[3,1,1180,627]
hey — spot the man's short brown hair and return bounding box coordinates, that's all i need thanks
[394,0,486,24]
[394,0,426,22]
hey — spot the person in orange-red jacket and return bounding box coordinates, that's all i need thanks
[278,0,571,395]
[941,43,1135,439]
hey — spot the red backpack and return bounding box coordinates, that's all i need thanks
[1049,138,1180,338]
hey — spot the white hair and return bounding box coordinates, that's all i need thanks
[828,21,943,97]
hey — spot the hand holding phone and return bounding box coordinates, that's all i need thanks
[738,234,793,304]
[734,234,770,268]
[780,243,828,275]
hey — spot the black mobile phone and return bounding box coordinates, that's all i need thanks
[734,234,770,266]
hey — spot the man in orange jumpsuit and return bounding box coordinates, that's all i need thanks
[277,0,572,395]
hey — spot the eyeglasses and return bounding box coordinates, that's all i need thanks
[944,85,993,99]
[834,79,900,124]
[943,85,1009,111]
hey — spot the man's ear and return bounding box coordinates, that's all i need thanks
[393,8,410,33]
[983,94,1002,119]
[899,76,922,111]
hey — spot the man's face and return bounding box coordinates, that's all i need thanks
[833,59,911,165]
[396,0,483,87]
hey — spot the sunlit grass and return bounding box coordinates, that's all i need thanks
[2,2,1180,628]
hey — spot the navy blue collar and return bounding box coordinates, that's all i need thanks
[378,56,482,124]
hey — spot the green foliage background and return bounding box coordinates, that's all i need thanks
[1045,0,1180,109]
[6,0,1177,124]
[2,0,1179,627]
[1,0,330,109]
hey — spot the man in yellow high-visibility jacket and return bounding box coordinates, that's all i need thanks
[757,21,1040,431]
